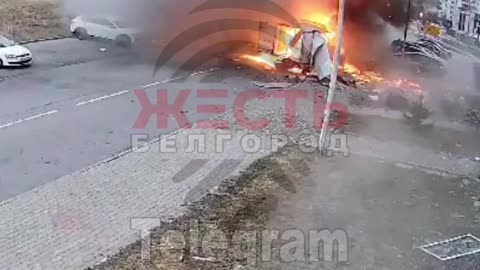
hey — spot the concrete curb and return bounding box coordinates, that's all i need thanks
[18,35,72,45]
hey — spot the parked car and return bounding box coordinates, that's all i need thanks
[391,39,447,77]
[70,16,142,47]
[0,35,33,67]
[417,38,452,60]
[391,38,450,59]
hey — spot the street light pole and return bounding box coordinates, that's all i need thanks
[318,0,345,152]
[403,0,412,54]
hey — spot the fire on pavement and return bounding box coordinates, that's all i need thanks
[235,4,423,92]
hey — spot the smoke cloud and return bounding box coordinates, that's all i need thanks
[61,0,416,69]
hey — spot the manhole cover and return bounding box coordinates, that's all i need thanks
[420,234,480,261]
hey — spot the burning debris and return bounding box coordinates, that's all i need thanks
[252,81,294,89]
[148,0,429,94]
[141,0,435,92]
[233,3,427,93]
[240,21,335,81]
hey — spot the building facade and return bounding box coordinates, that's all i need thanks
[439,0,480,34]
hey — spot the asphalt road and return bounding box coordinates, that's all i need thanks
[0,38,236,200]
[2,37,479,202]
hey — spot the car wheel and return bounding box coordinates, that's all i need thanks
[74,27,88,40]
[115,35,132,48]
[0,59,3,68]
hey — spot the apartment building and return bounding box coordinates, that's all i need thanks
[439,0,480,34]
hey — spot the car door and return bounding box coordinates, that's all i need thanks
[87,18,118,40]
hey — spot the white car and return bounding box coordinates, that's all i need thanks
[70,16,141,47]
[0,35,33,67]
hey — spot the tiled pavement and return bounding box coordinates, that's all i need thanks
[0,94,478,270]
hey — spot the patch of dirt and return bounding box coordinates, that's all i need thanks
[87,148,311,270]
[0,0,68,41]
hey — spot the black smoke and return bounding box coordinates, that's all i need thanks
[345,0,411,28]
[341,0,416,67]
[145,0,418,72]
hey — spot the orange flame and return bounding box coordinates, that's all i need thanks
[237,8,423,92]
[343,63,383,84]
[239,53,277,70]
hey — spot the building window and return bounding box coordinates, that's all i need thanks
[459,12,466,31]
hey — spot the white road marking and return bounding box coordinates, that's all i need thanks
[141,82,161,88]
[190,68,219,76]
[154,68,220,85]
[0,110,59,130]
[161,75,184,83]
[76,68,221,107]
[140,77,181,87]
[420,234,480,261]
[0,68,221,131]
[76,90,129,106]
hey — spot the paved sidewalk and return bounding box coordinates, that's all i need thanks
[0,128,269,270]
[0,91,478,269]
[261,151,480,270]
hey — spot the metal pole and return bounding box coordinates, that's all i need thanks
[403,0,412,55]
[319,0,345,152]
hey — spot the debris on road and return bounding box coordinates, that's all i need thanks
[239,21,335,83]
[465,110,480,125]
[404,95,431,125]
[233,17,428,93]
[252,81,293,89]
[465,110,480,134]
[474,200,480,209]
